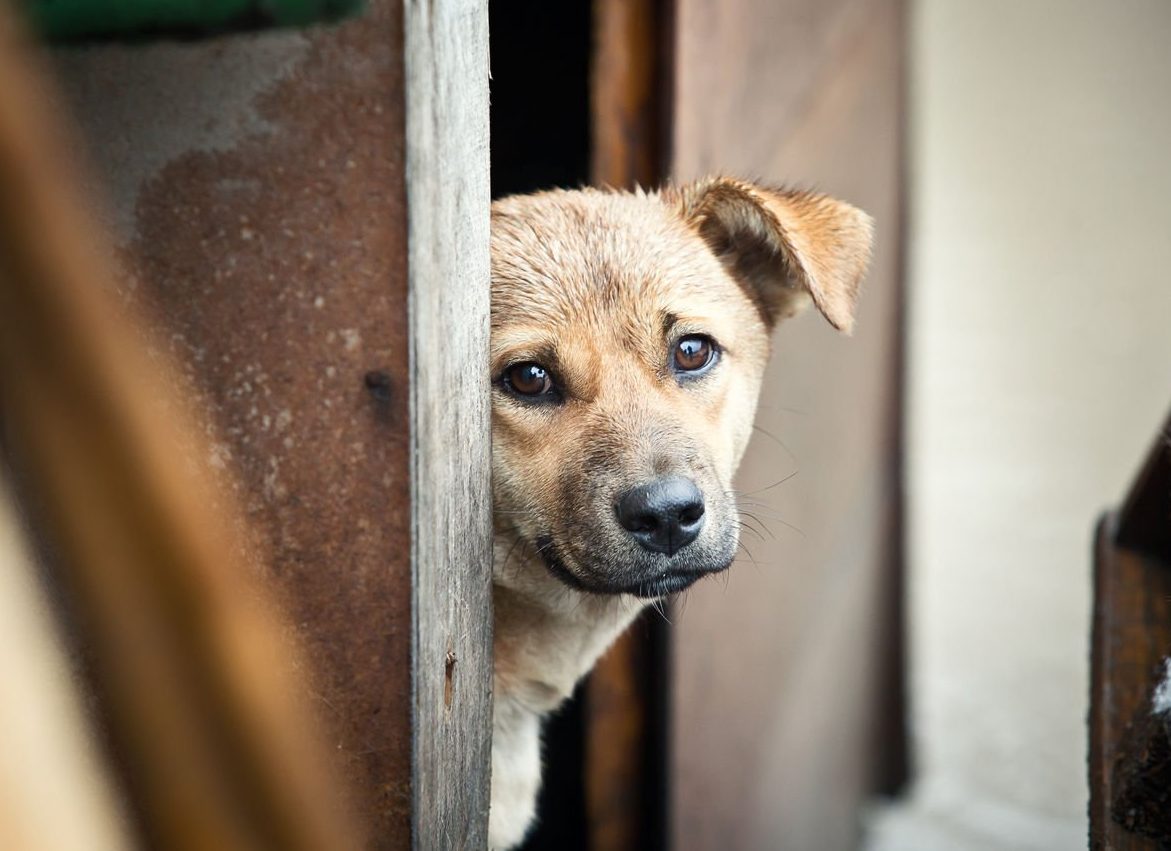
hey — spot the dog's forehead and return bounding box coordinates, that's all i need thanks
[489,188,731,327]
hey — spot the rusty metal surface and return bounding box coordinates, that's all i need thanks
[52,3,414,845]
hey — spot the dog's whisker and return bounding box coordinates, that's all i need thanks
[762,514,804,538]
[725,488,798,516]
[735,521,765,543]
[730,495,786,512]
[750,423,798,467]
[737,514,772,541]
[737,469,800,497]
[732,503,790,520]
[732,499,805,539]
[497,535,525,577]
[735,538,759,567]
[649,596,673,625]
[741,511,780,541]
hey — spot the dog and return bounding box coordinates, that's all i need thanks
[487,176,873,849]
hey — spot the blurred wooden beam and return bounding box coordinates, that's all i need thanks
[591,0,671,190]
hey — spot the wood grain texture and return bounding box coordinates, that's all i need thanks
[669,0,907,848]
[403,0,493,848]
[1090,514,1171,851]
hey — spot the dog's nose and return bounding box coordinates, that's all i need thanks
[615,476,706,556]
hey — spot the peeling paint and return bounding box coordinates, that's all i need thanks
[52,34,311,240]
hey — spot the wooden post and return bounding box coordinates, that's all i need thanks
[404,0,493,846]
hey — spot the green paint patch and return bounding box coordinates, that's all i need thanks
[27,0,363,41]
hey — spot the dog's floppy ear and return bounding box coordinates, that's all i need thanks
[675,177,874,333]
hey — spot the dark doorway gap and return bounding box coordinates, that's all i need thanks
[489,2,593,849]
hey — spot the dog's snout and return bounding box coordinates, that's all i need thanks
[615,476,705,556]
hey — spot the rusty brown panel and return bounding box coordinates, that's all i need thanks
[670,0,907,848]
[51,2,414,845]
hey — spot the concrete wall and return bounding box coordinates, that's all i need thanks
[867,2,1171,848]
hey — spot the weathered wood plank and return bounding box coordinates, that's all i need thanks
[403,0,493,847]
[669,0,908,847]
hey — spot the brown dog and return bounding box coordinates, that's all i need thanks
[487,177,873,849]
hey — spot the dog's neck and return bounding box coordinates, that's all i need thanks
[492,536,647,715]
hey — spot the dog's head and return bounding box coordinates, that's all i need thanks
[490,177,872,598]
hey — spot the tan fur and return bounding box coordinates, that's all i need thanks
[487,178,872,849]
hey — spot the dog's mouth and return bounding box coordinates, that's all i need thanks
[534,534,729,598]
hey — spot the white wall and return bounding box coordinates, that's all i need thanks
[867,2,1171,848]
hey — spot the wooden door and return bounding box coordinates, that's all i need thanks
[668,1,908,848]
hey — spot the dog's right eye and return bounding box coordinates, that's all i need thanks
[502,362,556,400]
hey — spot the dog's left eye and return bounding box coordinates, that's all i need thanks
[673,335,717,373]
[502,362,557,399]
